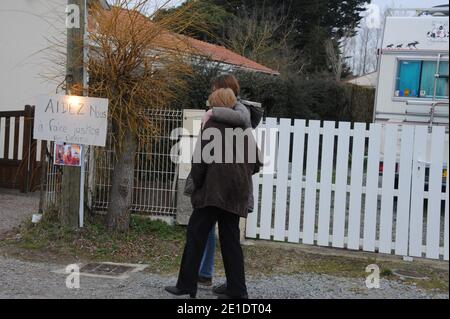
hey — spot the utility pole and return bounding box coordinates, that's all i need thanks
[60,0,86,228]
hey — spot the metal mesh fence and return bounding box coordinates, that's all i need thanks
[43,108,183,218]
[91,108,183,217]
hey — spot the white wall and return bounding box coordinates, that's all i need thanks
[0,0,66,111]
[375,16,449,125]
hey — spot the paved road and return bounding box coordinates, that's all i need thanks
[0,256,447,299]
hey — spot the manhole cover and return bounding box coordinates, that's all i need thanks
[80,263,135,277]
[392,269,429,280]
[53,262,148,279]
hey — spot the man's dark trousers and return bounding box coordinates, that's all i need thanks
[176,206,247,297]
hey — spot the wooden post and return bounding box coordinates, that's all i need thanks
[38,140,47,214]
[22,105,34,193]
[60,0,85,228]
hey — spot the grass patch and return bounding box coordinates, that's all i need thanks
[408,276,448,291]
[240,244,448,292]
[2,214,186,274]
[243,245,370,278]
[380,268,394,278]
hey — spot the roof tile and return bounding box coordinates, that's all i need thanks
[90,7,279,75]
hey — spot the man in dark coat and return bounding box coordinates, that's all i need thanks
[165,118,261,299]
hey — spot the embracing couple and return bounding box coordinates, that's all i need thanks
[165,74,263,299]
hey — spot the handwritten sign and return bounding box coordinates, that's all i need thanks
[33,94,108,147]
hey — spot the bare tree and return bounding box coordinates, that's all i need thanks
[343,0,413,76]
[325,39,342,81]
[325,26,357,81]
[224,4,305,74]
[86,0,205,232]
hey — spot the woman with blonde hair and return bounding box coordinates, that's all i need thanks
[202,88,237,125]
[165,80,262,299]
[186,74,262,297]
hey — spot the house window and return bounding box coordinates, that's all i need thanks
[395,60,449,99]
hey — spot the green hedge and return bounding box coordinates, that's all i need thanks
[177,63,375,123]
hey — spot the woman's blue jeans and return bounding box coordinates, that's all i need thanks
[198,225,216,278]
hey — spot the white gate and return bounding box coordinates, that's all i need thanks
[246,118,449,261]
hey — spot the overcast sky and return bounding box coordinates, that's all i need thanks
[168,0,448,8]
[373,0,446,9]
[166,0,447,9]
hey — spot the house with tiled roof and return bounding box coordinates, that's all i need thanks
[0,1,277,112]
[91,6,279,75]
[186,37,279,75]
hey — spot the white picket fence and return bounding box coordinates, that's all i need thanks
[246,118,449,261]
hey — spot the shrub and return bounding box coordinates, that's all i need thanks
[178,63,375,123]
[344,84,375,123]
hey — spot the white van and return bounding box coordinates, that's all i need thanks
[374,6,449,183]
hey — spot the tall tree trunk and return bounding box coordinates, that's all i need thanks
[107,129,136,232]
[362,28,370,75]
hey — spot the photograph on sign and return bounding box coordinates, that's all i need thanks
[33,94,109,147]
[54,143,83,167]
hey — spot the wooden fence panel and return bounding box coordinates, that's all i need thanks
[259,118,277,240]
[287,120,306,243]
[426,126,446,259]
[302,120,321,245]
[273,119,291,241]
[245,128,263,239]
[332,122,351,248]
[363,124,382,252]
[347,123,366,250]
[379,124,398,254]
[173,116,450,261]
[409,126,428,257]
[444,166,449,261]
[0,106,42,191]
[317,121,336,246]
[395,125,415,256]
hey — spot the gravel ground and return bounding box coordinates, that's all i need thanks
[0,188,448,299]
[0,189,39,234]
[0,256,447,299]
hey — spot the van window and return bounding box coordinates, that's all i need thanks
[395,60,449,99]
